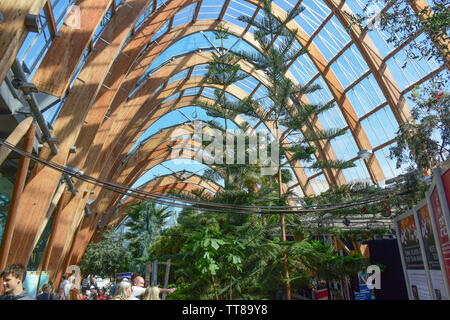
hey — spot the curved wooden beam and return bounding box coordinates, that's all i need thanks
[32,0,113,97]
[7,0,149,266]
[0,117,33,166]
[101,19,345,192]
[92,76,314,219]
[103,172,222,229]
[323,0,412,126]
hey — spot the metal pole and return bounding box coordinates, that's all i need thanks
[151,260,158,286]
[11,58,77,195]
[11,59,58,156]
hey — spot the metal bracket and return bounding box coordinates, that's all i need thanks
[11,79,38,94]
[25,14,42,33]
[45,137,59,144]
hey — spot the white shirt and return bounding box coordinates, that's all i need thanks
[63,283,72,300]
[130,286,145,300]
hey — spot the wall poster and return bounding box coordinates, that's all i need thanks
[429,187,450,288]
[397,214,431,300]
[416,204,447,299]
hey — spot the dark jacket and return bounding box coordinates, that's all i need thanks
[37,292,55,300]
[0,291,35,300]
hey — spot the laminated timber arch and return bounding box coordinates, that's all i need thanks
[92,77,313,218]
[96,83,305,223]
[0,0,47,83]
[101,172,224,231]
[322,0,414,125]
[3,0,153,267]
[93,27,347,202]
[14,1,384,270]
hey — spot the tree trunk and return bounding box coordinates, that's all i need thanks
[229,273,233,300]
[278,159,291,300]
[211,274,219,300]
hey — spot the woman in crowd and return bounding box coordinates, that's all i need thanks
[37,283,55,300]
[68,287,83,300]
[97,288,106,300]
[112,281,132,300]
[141,286,161,300]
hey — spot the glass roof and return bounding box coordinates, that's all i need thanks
[18,0,448,196]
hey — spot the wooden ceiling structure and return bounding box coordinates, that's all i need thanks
[0,0,447,285]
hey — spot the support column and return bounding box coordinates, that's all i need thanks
[0,123,36,270]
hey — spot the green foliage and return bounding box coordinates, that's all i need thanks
[79,230,131,278]
[390,79,449,172]
[123,202,171,273]
[352,0,449,66]
[235,0,354,178]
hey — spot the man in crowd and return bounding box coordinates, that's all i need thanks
[108,275,123,298]
[0,264,34,300]
[128,274,175,300]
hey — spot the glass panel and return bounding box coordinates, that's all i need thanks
[293,0,331,37]
[346,73,386,118]
[309,174,329,195]
[313,15,351,62]
[360,106,398,147]
[198,0,225,20]
[223,0,257,30]
[172,3,197,29]
[330,44,369,89]
[329,129,359,161]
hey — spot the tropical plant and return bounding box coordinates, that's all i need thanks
[124,202,172,273]
[180,226,245,300]
[390,79,449,172]
[79,229,131,278]
[352,0,449,66]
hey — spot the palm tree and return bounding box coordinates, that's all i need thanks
[124,202,172,271]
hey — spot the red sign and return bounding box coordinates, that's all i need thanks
[442,169,450,208]
[430,188,450,285]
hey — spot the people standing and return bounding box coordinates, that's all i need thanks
[69,287,83,300]
[128,275,146,300]
[128,275,176,300]
[0,264,34,300]
[37,283,55,300]
[108,275,123,298]
[62,275,76,300]
[112,281,132,300]
[141,286,161,300]
[58,275,69,300]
